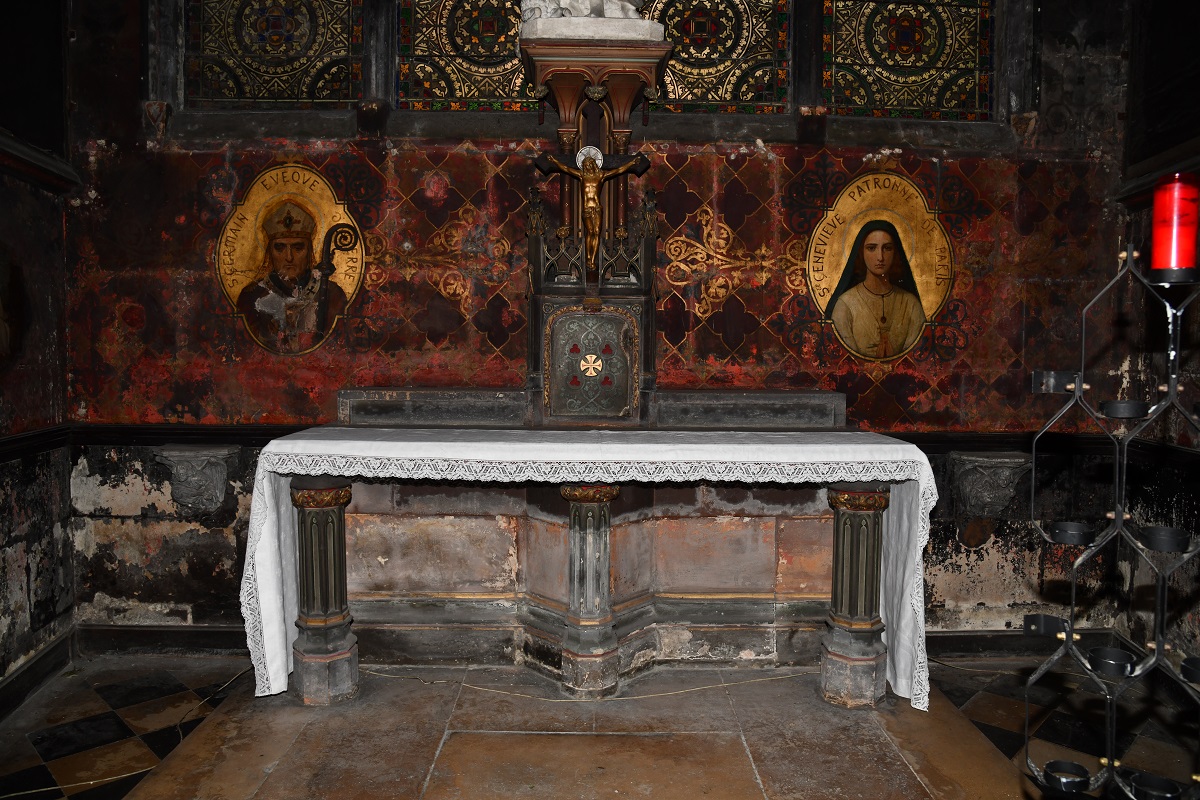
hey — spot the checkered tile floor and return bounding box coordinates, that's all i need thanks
[3,653,1196,799]
[930,656,1199,797]
[0,656,248,799]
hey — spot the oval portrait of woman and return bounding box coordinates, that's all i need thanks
[806,173,954,361]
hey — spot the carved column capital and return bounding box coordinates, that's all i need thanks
[561,483,620,503]
[290,479,353,510]
[827,484,891,512]
[949,452,1030,518]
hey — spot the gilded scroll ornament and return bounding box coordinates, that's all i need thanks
[664,208,776,319]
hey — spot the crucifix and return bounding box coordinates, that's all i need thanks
[535,146,650,292]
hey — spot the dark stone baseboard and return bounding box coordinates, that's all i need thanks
[74,623,250,656]
[354,624,519,665]
[924,628,1117,659]
[0,632,72,723]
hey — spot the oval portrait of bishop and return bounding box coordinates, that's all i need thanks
[806,172,953,361]
[216,164,364,355]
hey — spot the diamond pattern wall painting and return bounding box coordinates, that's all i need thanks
[643,0,791,113]
[396,0,535,110]
[185,0,363,106]
[823,1,992,119]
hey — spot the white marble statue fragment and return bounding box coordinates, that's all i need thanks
[521,0,643,22]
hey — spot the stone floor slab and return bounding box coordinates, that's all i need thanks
[422,731,765,799]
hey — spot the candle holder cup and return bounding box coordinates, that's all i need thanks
[1041,760,1090,794]
[1146,267,1200,285]
[1128,770,1184,799]
[1088,646,1136,678]
[1100,400,1150,419]
[1137,526,1192,553]
[1049,521,1096,546]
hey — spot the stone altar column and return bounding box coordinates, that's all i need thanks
[821,483,889,708]
[290,476,359,705]
[560,483,620,696]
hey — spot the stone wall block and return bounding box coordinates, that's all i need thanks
[611,520,652,604]
[520,517,568,604]
[654,517,775,593]
[776,515,834,597]
[345,514,518,596]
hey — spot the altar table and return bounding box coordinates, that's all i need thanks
[239,427,938,709]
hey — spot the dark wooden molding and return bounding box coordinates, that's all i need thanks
[70,423,306,448]
[3,425,1198,471]
[889,431,1036,454]
[0,425,71,463]
[0,423,305,463]
[0,130,80,194]
[925,628,1115,658]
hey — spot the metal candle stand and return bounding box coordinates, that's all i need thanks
[1027,242,1200,799]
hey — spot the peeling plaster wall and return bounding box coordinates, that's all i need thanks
[923,451,1128,634]
[0,449,73,679]
[1124,457,1200,656]
[70,446,252,627]
[60,443,1200,662]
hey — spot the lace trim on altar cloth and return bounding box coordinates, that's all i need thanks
[240,460,272,696]
[257,452,929,486]
[911,474,937,711]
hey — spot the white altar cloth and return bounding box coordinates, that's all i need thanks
[239,427,937,709]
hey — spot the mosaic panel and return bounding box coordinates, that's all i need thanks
[644,0,791,113]
[395,0,790,112]
[185,0,363,107]
[823,1,992,120]
[396,0,535,110]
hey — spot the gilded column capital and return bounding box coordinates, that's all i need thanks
[291,486,352,509]
[560,484,620,503]
[827,486,890,513]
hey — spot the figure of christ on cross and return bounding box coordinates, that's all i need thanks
[535,149,651,284]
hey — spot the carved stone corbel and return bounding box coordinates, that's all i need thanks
[154,445,238,514]
[950,452,1031,519]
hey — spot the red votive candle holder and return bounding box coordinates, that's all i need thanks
[1150,172,1199,282]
